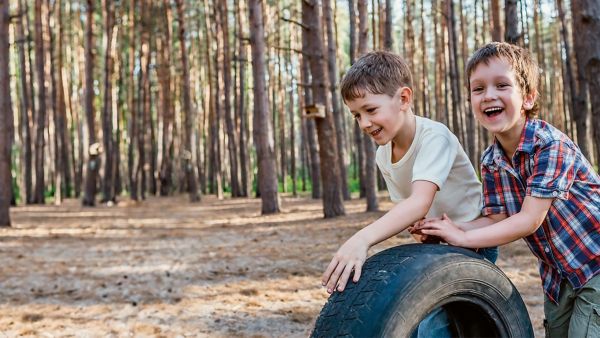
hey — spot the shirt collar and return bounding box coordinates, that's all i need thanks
[482,118,537,168]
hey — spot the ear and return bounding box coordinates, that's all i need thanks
[522,90,537,110]
[395,86,413,108]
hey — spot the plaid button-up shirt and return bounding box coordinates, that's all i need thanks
[480,118,600,303]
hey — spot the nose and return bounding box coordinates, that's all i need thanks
[483,87,497,101]
[357,115,372,130]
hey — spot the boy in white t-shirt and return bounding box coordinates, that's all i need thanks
[321,50,497,337]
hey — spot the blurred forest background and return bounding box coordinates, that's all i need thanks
[0,0,599,227]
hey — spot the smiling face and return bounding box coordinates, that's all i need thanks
[469,56,536,141]
[345,87,412,146]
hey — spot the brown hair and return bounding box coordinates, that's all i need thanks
[465,42,540,117]
[340,50,413,101]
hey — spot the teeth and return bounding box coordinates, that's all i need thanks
[370,128,382,136]
[484,107,503,114]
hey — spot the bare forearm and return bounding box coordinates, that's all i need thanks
[357,198,429,247]
[456,214,506,231]
[462,212,539,248]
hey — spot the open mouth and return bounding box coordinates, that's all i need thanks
[370,127,383,137]
[483,107,503,118]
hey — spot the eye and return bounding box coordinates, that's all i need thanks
[497,83,509,89]
[366,108,376,113]
[471,86,483,93]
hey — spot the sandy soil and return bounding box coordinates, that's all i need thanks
[0,194,544,337]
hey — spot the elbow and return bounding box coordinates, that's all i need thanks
[414,199,433,220]
[524,213,546,235]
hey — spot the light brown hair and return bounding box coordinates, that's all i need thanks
[465,42,540,117]
[340,50,413,102]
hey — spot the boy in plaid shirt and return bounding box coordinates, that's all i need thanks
[414,42,600,337]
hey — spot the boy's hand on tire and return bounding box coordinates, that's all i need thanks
[322,234,368,293]
[416,214,465,246]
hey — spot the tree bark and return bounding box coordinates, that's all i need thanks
[33,0,47,204]
[504,0,520,44]
[16,0,33,204]
[324,0,350,200]
[236,0,249,197]
[157,0,174,196]
[55,0,72,199]
[384,0,392,50]
[572,0,600,165]
[0,0,12,225]
[218,0,240,197]
[301,52,322,199]
[248,0,280,214]
[303,0,345,218]
[490,0,503,42]
[175,0,200,202]
[356,0,378,212]
[101,0,116,203]
[566,0,591,160]
[82,0,99,206]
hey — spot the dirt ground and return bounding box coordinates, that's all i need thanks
[0,194,544,337]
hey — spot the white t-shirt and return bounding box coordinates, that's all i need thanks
[376,116,482,222]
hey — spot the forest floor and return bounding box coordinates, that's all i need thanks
[0,193,544,337]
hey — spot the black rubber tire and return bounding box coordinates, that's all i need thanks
[311,244,533,338]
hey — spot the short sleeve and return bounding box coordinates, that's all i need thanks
[412,134,456,190]
[480,164,507,216]
[526,140,576,200]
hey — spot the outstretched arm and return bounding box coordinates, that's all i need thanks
[321,180,438,293]
[418,196,552,248]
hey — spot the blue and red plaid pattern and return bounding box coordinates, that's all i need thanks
[480,118,600,303]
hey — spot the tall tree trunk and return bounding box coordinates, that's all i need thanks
[248,0,280,214]
[303,0,345,218]
[356,0,378,211]
[46,0,59,205]
[0,0,12,225]
[158,0,174,196]
[138,0,150,199]
[82,0,99,206]
[490,0,502,42]
[384,0,392,50]
[324,0,350,201]
[572,0,600,165]
[127,0,140,200]
[33,0,47,204]
[301,52,322,199]
[566,0,591,160]
[446,0,464,147]
[504,0,520,44]
[348,0,357,63]
[236,0,249,197]
[16,0,33,204]
[101,0,116,203]
[175,0,200,202]
[349,0,365,198]
[55,0,72,199]
[218,0,240,197]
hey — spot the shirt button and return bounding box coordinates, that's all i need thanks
[544,246,550,253]
[552,191,558,197]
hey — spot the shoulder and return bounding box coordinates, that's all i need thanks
[416,117,456,144]
[530,119,577,152]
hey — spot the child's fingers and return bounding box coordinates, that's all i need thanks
[326,262,347,293]
[421,228,442,237]
[353,264,362,283]
[321,258,339,286]
[336,263,356,292]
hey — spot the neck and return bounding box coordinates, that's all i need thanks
[496,118,526,159]
[391,112,416,155]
